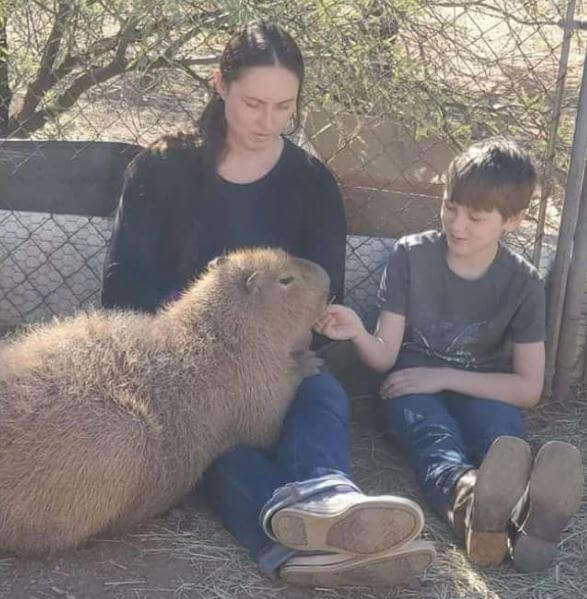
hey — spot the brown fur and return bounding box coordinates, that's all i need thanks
[0,248,329,556]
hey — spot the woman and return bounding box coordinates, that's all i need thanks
[102,21,435,587]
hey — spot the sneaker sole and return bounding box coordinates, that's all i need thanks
[467,436,532,567]
[511,440,583,572]
[270,495,424,554]
[279,539,436,588]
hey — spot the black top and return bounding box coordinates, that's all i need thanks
[101,136,347,313]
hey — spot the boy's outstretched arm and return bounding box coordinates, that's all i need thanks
[314,306,405,372]
[380,341,545,408]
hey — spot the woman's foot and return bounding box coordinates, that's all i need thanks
[510,440,583,572]
[269,489,425,555]
[278,539,436,588]
[260,474,426,555]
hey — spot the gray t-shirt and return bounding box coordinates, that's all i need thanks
[378,230,545,373]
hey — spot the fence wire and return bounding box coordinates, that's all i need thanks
[0,1,585,361]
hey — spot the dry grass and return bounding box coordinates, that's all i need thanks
[1,375,585,599]
[341,395,587,599]
[141,393,587,599]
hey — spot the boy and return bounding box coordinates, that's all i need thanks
[314,137,583,572]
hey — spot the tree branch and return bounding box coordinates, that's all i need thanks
[51,35,121,83]
[7,15,139,137]
[0,11,10,134]
[133,53,219,71]
[18,0,72,118]
[431,2,557,28]
[28,0,57,15]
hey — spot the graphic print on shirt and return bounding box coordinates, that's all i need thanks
[404,319,492,370]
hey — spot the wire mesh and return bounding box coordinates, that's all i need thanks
[0,1,585,341]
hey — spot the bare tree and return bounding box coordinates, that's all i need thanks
[1,0,224,138]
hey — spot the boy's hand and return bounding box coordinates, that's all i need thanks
[380,367,447,399]
[313,304,365,341]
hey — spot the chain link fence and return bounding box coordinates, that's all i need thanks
[0,1,585,354]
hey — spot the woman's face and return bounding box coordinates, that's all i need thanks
[216,65,300,152]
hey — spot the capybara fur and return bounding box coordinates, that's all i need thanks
[0,248,329,556]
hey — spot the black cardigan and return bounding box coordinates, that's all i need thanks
[101,135,347,313]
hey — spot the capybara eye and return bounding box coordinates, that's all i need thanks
[278,276,294,285]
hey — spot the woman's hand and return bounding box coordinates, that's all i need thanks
[380,367,448,399]
[313,304,365,341]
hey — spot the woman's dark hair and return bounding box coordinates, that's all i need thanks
[198,21,305,168]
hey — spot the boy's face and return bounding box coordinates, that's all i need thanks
[441,199,523,260]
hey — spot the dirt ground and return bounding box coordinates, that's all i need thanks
[1,365,586,599]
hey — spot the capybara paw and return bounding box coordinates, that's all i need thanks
[292,349,324,378]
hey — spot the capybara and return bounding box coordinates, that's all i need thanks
[0,248,329,556]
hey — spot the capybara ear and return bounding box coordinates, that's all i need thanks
[245,271,259,294]
[208,255,227,269]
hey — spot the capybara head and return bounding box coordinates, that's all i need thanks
[169,248,330,342]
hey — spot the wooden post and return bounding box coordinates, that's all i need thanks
[554,162,587,399]
[532,0,577,267]
[544,45,587,397]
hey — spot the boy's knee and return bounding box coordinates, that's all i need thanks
[380,393,449,433]
[474,424,525,464]
[464,399,524,436]
[486,404,524,438]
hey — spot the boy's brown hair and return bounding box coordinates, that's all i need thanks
[444,137,537,219]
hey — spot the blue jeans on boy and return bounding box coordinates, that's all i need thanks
[199,370,351,573]
[381,391,524,516]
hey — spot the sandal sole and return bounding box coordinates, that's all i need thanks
[511,440,583,572]
[467,436,532,566]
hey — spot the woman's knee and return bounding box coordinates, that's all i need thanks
[205,445,267,478]
[295,369,350,421]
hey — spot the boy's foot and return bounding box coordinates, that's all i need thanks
[510,440,583,572]
[465,436,533,566]
[269,490,425,555]
[278,539,436,588]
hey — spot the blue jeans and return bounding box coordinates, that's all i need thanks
[199,370,350,562]
[381,392,524,516]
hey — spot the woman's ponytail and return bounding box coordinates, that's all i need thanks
[198,93,228,169]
